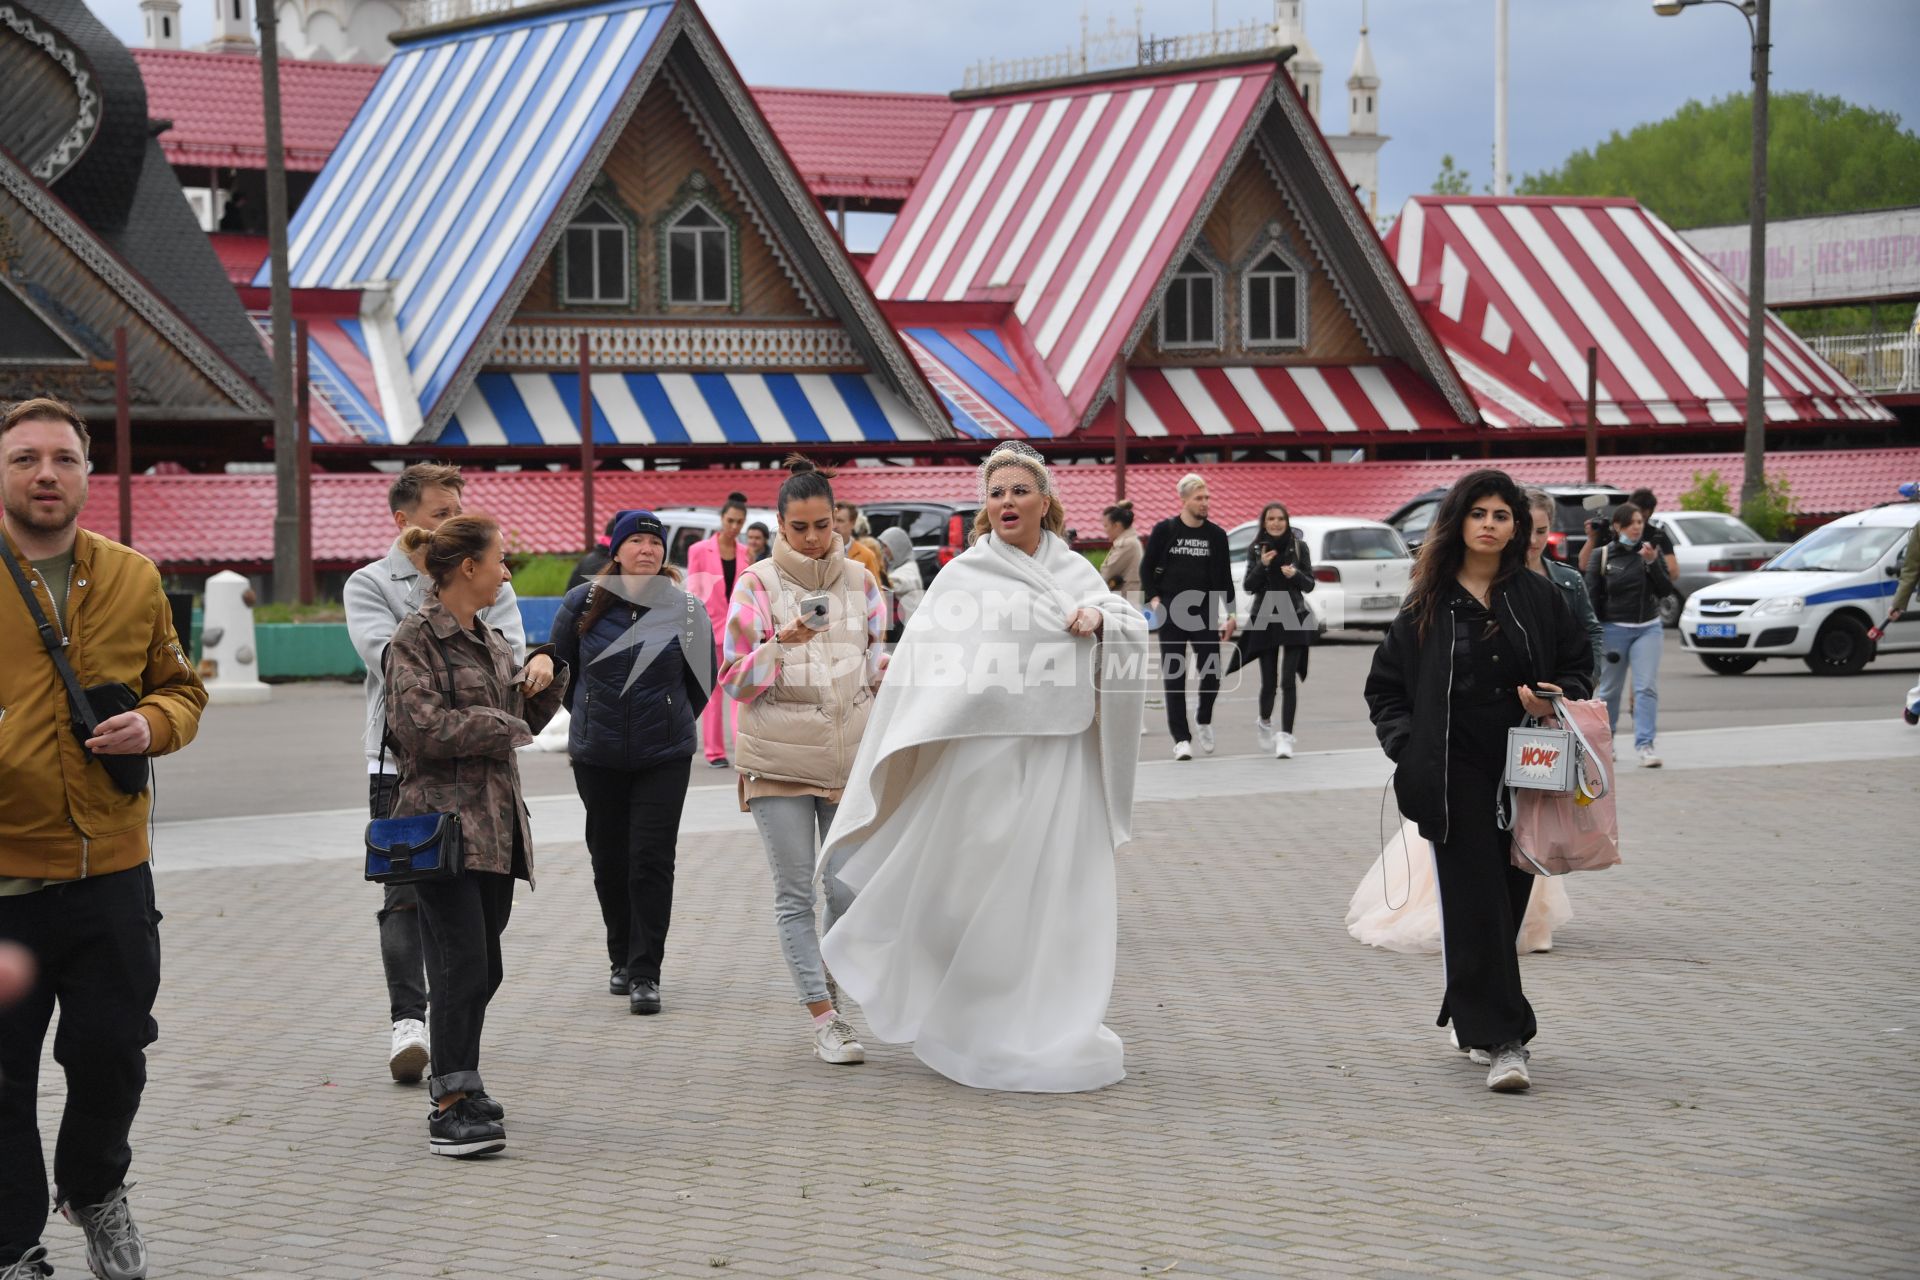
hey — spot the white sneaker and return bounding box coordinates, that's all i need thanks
[1255,719,1276,752]
[1173,740,1193,761]
[1638,744,1662,768]
[813,1017,866,1065]
[1486,1042,1531,1092]
[1196,724,1215,755]
[1276,731,1295,760]
[1449,1026,1492,1066]
[389,1018,429,1084]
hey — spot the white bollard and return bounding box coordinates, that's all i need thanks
[198,570,271,705]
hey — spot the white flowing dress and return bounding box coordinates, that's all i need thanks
[822,725,1122,1091]
[1346,819,1572,955]
[816,529,1143,1094]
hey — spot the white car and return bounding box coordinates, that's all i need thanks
[652,504,778,568]
[1227,515,1412,631]
[1679,501,1920,675]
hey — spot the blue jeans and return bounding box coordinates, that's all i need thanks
[749,796,853,1006]
[1598,621,1662,750]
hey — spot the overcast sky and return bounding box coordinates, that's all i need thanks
[95,0,1920,231]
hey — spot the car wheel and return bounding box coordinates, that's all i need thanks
[1802,615,1872,676]
[1658,592,1682,628]
[1699,655,1760,675]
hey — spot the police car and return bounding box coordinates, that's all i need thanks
[1680,499,1920,676]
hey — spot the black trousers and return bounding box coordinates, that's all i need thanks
[1431,759,1538,1050]
[573,758,693,983]
[1255,646,1308,732]
[1158,622,1222,742]
[370,775,440,1024]
[413,871,515,1102]
[0,866,161,1265]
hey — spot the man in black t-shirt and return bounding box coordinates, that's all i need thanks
[1141,473,1236,760]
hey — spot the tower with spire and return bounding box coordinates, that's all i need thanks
[141,0,182,48]
[1273,0,1323,123]
[1325,0,1387,223]
[204,0,257,52]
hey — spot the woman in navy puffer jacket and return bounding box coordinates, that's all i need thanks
[551,510,715,1015]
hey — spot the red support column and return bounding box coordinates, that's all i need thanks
[295,320,315,604]
[1111,356,1128,502]
[579,332,596,551]
[1584,345,1599,483]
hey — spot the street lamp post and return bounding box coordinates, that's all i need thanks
[1653,0,1770,513]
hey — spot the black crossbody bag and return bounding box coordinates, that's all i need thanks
[3,547,150,795]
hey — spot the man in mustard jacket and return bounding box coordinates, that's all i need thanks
[0,398,206,1280]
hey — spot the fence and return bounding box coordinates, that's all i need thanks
[1806,330,1920,396]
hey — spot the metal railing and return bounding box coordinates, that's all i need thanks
[963,10,1285,91]
[1806,330,1920,396]
[402,0,535,29]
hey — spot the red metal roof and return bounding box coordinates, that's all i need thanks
[752,86,955,203]
[80,448,1920,571]
[132,49,950,204]
[1387,195,1894,431]
[867,64,1276,431]
[209,233,268,286]
[133,49,383,173]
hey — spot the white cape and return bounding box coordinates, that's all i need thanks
[1346,819,1573,955]
[818,530,1147,1091]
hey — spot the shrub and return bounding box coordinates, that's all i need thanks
[1678,469,1734,514]
[1739,473,1802,541]
[509,554,578,597]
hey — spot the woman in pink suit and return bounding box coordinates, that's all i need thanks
[686,494,749,768]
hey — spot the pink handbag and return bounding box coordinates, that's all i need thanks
[1504,696,1622,876]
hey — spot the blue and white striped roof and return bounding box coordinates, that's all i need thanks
[439,372,942,446]
[264,0,675,429]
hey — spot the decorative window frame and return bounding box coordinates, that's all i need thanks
[1157,245,1225,352]
[555,182,638,311]
[1239,223,1309,351]
[657,171,741,313]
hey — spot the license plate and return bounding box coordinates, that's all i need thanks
[1695,624,1737,638]
[1361,595,1397,609]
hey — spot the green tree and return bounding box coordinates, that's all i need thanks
[1431,153,1473,195]
[1517,91,1920,229]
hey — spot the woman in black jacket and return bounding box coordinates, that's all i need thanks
[551,510,715,1015]
[1585,502,1673,769]
[1363,470,1593,1094]
[1237,503,1315,759]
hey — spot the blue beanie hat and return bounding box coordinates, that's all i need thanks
[608,509,666,551]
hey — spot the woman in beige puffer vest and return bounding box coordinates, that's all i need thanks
[718,456,884,1067]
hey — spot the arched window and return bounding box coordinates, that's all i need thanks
[666,203,731,306]
[1243,244,1305,349]
[1158,252,1221,350]
[561,197,631,306]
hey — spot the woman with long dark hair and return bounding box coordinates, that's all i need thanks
[1237,502,1315,759]
[720,457,886,1065]
[687,493,749,768]
[1363,470,1592,1094]
[551,510,714,1014]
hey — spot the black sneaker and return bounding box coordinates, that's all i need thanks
[629,980,662,1015]
[469,1091,505,1122]
[428,1098,506,1158]
[607,966,630,996]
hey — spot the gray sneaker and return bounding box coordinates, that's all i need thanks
[813,1017,866,1065]
[1486,1043,1532,1092]
[1449,1026,1492,1066]
[0,1246,52,1279]
[61,1183,147,1279]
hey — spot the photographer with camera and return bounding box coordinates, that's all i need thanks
[1586,502,1672,768]
[721,456,885,1067]
[1579,488,1676,579]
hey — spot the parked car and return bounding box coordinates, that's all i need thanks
[1679,501,1920,676]
[1385,483,1627,564]
[651,505,778,568]
[1646,511,1788,627]
[859,500,977,586]
[1227,515,1413,631]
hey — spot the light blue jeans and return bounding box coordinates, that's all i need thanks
[1598,620,1663,750]
[749,795,854,1006]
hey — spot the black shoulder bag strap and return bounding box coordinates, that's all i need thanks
[377,626,460,778]
[1,547,97,730]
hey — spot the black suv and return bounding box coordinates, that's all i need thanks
[1385,483,1628,563]
[859,500,978,585]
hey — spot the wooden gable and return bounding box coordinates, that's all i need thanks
[1133,147,1373,367]
[516,72,818,327]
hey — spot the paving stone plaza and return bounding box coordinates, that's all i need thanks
[26,709,1917,1279]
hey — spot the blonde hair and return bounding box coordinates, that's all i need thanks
[399,514,500,587]
[972,451,1067,541]
[1177,472,1206,499]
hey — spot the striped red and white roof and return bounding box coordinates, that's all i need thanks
[1124,363,1466,439]
[1387,196,1894,430]
[867,64,1276,430]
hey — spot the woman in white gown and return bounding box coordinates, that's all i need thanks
[818,442,1147,1092]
